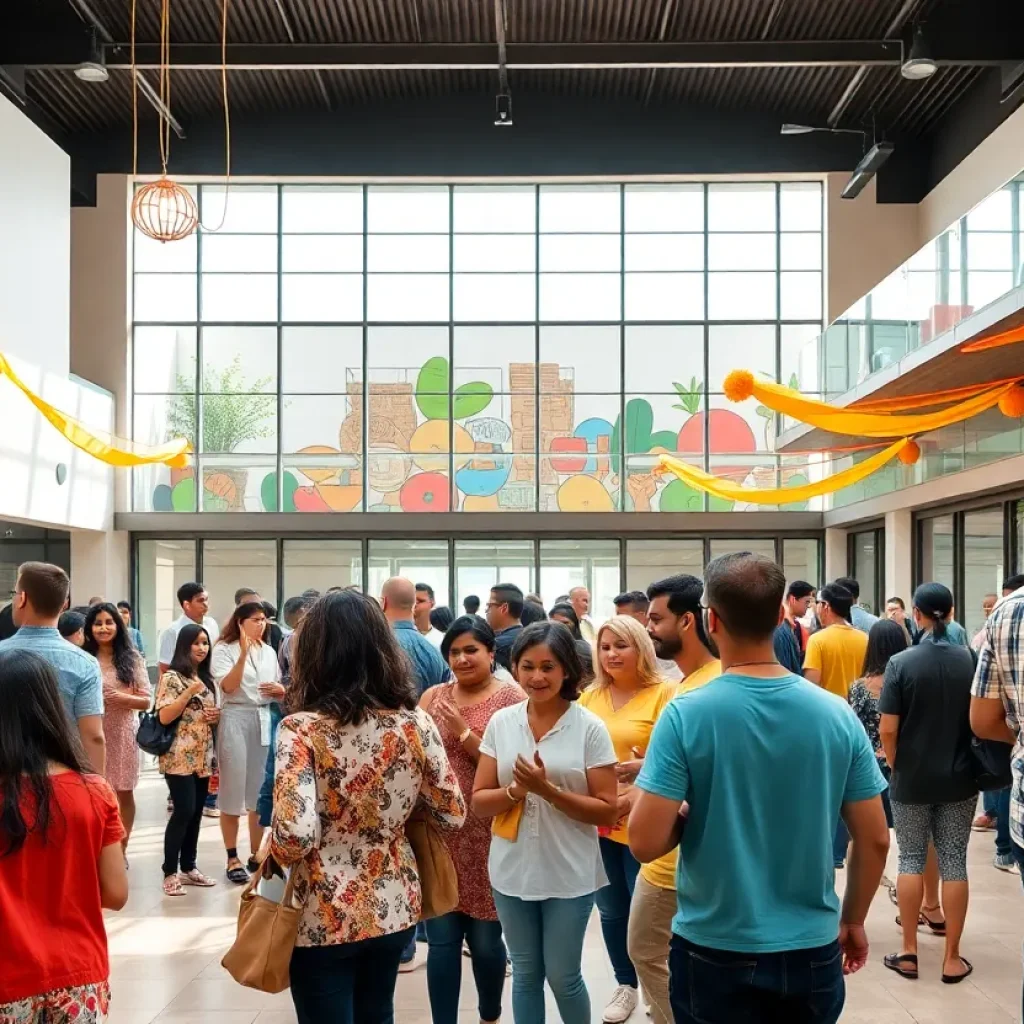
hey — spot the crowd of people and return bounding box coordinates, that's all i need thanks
[0,555,1022,1024]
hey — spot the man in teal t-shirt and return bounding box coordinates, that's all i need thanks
[631,551,889,1024]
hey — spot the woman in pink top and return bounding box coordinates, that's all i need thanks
[83,602,151,854]
[421,615,526,1024]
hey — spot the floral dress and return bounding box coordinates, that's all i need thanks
[101,654,150,792]
[429,681,526,920]
[155,671,216,777]
[271,708,466,946]
[0,983,110,1024]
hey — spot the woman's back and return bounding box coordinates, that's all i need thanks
[271,707,464,946]
[880,636,977,804]
[0,771,124,1004]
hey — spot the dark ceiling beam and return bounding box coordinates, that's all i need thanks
[268,0,332,109]
[31,39,913,71]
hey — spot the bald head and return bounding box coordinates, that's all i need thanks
[381,577,416,622]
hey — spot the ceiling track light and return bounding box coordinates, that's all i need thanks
[494,92,513,126]
[74,29,109,82]
[840,141,896,199]
[780,123,865,137]
[901,25,937,80]
[493,0,512,126]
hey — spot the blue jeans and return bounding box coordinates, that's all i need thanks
[669,934,845,1024]
[595,836,641,987]
[492,889,594,1024]
[983,788,1000,815]
[426,912,506,1024]
[289,927,414,1024]
[995,786,1012,857]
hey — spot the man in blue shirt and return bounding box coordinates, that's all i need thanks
[836,576,880,634]
[381,577,450,695]
[486,582,524,672]
[630,551,889,1024]
[0,561,105,773]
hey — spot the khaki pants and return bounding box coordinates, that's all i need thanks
[627,873,676,1024]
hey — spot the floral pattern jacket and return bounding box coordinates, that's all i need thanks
[271,708,466,946]
[155,671,216,778]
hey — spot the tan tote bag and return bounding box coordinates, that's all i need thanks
[406,811,459,920]
[222,854,304,993]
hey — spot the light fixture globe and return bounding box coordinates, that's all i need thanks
[131,178,198,242]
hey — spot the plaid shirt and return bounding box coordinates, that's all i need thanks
[971,588,1024,846]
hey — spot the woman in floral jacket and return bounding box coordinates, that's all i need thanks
[271,589,465,1024]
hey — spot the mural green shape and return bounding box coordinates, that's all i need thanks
[610,398,657,473]
[415,357,493,421]
[780,473,810,512]
[260,471,299,512]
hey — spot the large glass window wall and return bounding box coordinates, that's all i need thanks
[132,181,824,515]
[134,532,822,659]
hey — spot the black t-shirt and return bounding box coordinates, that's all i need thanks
[878,635,977,804]
[493,624,523,672]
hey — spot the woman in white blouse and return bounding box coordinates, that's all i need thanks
[211,601,284,884]
[473,621,618,1024]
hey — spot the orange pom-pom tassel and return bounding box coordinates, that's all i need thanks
[897,441,921,465]
[998,384,1024,418]
[723,369,755,403]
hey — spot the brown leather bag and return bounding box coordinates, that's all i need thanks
[406,812,459,920]
[221,854,304,993]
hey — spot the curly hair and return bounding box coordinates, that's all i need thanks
[288,589,417,725]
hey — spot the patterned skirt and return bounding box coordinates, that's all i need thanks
[0,981,110,1023]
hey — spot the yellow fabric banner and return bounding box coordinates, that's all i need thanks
[725,371,1015,438]
[657,439,911,505]
[0,352,191,468]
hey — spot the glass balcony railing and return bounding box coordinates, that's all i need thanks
[800,173,1024,403]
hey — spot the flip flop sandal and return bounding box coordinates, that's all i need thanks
[226,862,249,885]
[921,909,947,935]
[163,875,185,897]
[883,953,919,979]
[246,856,261,874]
[181,869,216,887]
[941,957,974,984]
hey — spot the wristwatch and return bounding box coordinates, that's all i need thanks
[458,726,472,743]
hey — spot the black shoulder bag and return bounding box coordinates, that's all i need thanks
[136,681,181,757]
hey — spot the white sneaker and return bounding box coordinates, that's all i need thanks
[398,951,418,973]
[603,984,639,1023]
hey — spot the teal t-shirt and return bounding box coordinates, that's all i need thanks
[636,672,886,953]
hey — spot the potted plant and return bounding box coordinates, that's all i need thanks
[166,356,275,510]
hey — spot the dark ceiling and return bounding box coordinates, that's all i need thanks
[4,0,1024,205]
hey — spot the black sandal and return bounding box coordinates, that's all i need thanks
[921,907,947,935]
[246,856,260,874]
[226,860,249,885]
[941,957,973,984]
[883,953,919,979]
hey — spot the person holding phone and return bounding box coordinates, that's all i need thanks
[212,601,284,884]
[156,624,221,896]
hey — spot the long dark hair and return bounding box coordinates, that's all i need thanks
[289,589,417,725]
[549,602,583,640]
[862,618,908,677]
[511,621,585,701]
[218,601,268,646]
[168,624,215,693]
[83,601,138,686]
[0,649,92,858]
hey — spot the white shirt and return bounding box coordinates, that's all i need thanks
[422,627,445,650]
[211,639,281,706]
[480,700,616,900]
[158,613,221,665]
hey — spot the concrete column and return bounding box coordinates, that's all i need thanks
[70,529,130,606]
[884,508,913,606]
[824,526,848,582]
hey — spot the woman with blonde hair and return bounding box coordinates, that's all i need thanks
[579,614,675,1023]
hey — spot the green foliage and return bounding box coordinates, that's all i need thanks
[167,356,275,454]
[415,356,493,420]
[671,378,702,416]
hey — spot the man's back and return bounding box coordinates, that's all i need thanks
[393,620,449,694]
[804,623,867,698]
[638,671,883,953]
[0,627,103,722]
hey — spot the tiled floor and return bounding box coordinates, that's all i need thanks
[105,772,1023,1023]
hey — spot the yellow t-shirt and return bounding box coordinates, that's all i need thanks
[640,659,722,890]
[803,623,867,699]
[578,680,676,844]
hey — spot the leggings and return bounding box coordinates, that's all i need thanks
[891,796,976,881]
[164,773,210,876]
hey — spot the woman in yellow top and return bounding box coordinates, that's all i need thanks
[578,615,674,1024]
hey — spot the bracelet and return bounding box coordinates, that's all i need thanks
[458,726,472,743]
[505,785,523,804]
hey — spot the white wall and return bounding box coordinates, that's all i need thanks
[0,93,71,376]
[0,95,115,531]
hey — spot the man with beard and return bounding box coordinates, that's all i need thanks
[622,574,721,1024]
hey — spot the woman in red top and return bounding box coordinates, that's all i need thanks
[420,615,526,1024]
[0,648,129,1023]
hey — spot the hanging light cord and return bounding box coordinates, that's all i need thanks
[158,0,171,175]
[200,0,232,232]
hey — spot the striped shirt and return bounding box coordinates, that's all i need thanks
[971,587,1024,846]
